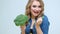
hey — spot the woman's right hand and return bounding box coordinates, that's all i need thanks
[20,25,26,34]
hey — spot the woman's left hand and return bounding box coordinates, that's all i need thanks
[35,17,43,34]
[35,17,43,27]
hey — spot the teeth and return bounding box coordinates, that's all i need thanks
[34,11,38,13]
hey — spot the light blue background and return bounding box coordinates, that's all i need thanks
[0,0,60,34]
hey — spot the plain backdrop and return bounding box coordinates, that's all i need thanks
[0,0,60,34]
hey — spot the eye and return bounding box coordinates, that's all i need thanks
[32,5,37,8]
[38,6,42,8]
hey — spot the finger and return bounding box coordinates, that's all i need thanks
[37,17,42,22]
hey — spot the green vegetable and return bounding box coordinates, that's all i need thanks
[14,14,29,26]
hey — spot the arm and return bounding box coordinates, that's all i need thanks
[35,24,43,34]
[20,25,26,34]
[35,15,50,34]
[42,15,50,34]
[35,17,43,34]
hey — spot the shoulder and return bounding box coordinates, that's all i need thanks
[43,15,48,20]
[42,15,50,25]
[40,15,50,34]
[43,15,49,22]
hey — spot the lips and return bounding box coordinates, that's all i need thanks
[33,11,39,14]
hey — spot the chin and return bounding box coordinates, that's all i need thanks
[33,14,39,17]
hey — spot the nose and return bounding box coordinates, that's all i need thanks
[35,8,39,11]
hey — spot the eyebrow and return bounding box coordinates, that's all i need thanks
[32,4,41,6]
[32,5,41,6]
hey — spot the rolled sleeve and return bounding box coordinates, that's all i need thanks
[40,15,50,34]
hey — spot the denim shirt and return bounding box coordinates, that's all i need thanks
[25,15,50,34]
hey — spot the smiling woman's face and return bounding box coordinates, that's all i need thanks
[31,0,42,17]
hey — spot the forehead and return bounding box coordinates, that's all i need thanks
[31,1,40,6]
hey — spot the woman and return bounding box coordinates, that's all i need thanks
[20,0,50,34]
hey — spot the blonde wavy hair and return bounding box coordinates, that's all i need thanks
[25,0,44,19]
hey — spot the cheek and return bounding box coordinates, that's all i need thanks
[31,7,35,11]
[39,8,42,11]
[31,9,34,15]
[31,8,35,14]
[31,7,34,13]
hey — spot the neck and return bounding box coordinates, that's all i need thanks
[31,15,35,20]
